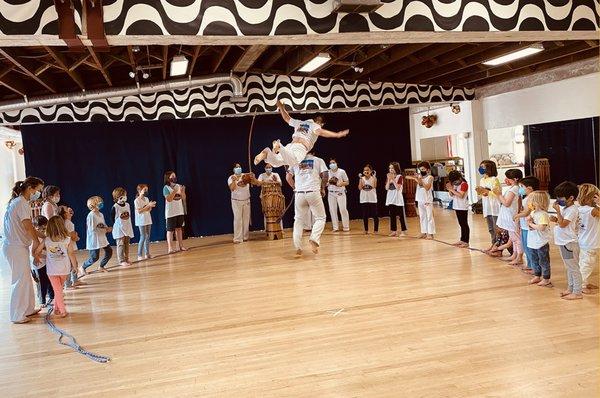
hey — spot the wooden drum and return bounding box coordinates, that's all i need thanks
[261,183,285,240]
[403,168,418,217]
[533,158,550,192]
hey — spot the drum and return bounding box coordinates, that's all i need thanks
[403,169,418,217]
[261,183,285,240]
[533,158,550,192]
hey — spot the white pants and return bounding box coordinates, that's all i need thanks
[231,199,250,243]
[579,248,598,285]
[418,202,436,234]
[1,243,36,322]
[328,192,349,231]
[265,142,308,168]
[293,192,326,250]
[303,210,314,230]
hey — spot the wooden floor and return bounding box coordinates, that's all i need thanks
[0,208,598,397]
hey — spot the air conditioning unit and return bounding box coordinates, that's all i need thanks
[332,0,383,13]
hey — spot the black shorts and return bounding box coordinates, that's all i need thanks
[166,215,185,231]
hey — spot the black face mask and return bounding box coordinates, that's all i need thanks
[420,170,427,176]
[169,177,177,184]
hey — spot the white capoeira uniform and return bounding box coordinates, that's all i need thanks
[327,167,350,231]
[265,118,321,169]
[289,154,327,250]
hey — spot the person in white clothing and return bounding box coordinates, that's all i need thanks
[59,206,82,289]
[286,153,328,255]
[513,176,540,274]
[385,162,407,237]
[327,158,350,232]
[163,171,187,253]
[526,191,552,287]
[550,181,582,300]
[475,160,501,245]
[407,161,435,239]
[253,99,349,168]
[228,163,257,244]
[256,164,283,231]
[446,170,470,247]
[359,164,378,234]
[1,177,45,323]
[31,215,54,306]
[82,195,113,273]
[576,183,600,294]
[135,184,156,261]
[494,169,524,266]
[41,185,60,219]
[111,187,134,267]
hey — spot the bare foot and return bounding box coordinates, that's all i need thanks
[272,140,281,154]
[253,149,268,165]
[522,268,533,274]
[388,232,398,237]
[417,233,427,239]
[364,231,370,235]
[537,279,552,287]
[501,256,515,262]
[562,293,583,300]
[399,232,407,237]
[560,290,572,297]
[309,240,319,254]
[294,249,302,257]
[458,242,469,248]
[528,276,542,285]
[179,247,188,251]
[508,260,523,266]
[100,267,108,273]
[582,288,597,295]
[426,234,434,240]
[584,283,598,289]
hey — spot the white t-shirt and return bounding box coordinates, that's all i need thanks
[290,155,327,192]
[163,184,185,219]
[228,175,251,201]
[385,175,404,206]
[289,118,320,151]
[112,202,134,239]
[41,201,59,219]
[450,181,469,211]
[480,176,501,217]
[554,204,579,246]
[64,219,78,250]
[134,196,153,226]
[415,174,434,204]
[45,236,72,276]
[327,168,349,194]
[258,172,282,185]
[360,176,378,203]
[496,185,520,232]
[2,196,33,247]
[578,205,600,250]
[527,210,551,249]
[519,195,529,231]
[85,210,109,250]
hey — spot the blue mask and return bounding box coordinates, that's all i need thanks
[329,163,337,170]
[98,202,104,210]
[518,187,526,197]
[233,167,242,175]
[478,166,486,175]
[556,198,567,207]
[29,190,41,201]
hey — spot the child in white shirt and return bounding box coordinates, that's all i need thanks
[59,206,82,288]
[111,187,134,267]
[526,191,552,287]
[82,196,113,273]
[134,184,156,261]
[576,183,600,294]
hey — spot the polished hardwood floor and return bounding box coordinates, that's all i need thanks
[0,208,598,397]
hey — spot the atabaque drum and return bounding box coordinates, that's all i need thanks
[261,183,285,240]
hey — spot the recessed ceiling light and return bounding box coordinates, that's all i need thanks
[170,55,189,77]
[298,53,331,73]
[483,44,544,66]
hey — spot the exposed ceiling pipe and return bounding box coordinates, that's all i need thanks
[0,74,247,114]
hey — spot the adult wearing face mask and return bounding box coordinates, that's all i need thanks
[41,185,61,219]
[163,171,187,253]
[327,158,350,232]
[257,163,282,187]
[406,161,435,239]
[2,176,45,323]
[228,163,256,244]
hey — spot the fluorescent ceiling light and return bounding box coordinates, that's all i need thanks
[170,55,189,77]
[483,45,544,66]
[298,53,331,73]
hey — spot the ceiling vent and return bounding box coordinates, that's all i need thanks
[332,0,383,13]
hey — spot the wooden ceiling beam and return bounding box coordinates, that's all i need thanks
[333,44,404,79]
[313,45,361,76]
[44,46,85,90]
[53,0,84,49]
[162,46,169,80]
[69,54,89,71]
[86,46,112,86]
[188,45,207,76]
[0,67,29,96]
[233,45,268,73]
[350,43,432,80]
[0,48,57,93]
[260,46,291,71]
[211,46,231,73]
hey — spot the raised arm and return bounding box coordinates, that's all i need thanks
[317,128,350,138]
[276,100,291,124]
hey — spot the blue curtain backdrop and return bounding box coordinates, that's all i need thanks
[21,108,411,244]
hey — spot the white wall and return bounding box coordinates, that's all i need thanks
[482,73,600,130]
[0,141,26,233]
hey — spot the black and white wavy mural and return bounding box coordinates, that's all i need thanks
[0,74,474,124]
[0,0,82,35]
[103,0,599,35]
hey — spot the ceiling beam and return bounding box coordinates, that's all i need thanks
[69,54,90,71]
[260,46,291,71]
[313,45,361,76]
[53,0,84,49]
[211,46,231,73]
[0,67,29,96]
[44,46,85,90]
[0,48,57,93]
[86,46,112,86]
[333,45,397,79]
[162,46,169,80]
[83,0,109,48]
[233,45,268,72]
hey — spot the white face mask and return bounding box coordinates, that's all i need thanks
[118,196,127,204]
[52,195,60,204]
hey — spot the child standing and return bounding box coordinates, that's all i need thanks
[134,184,156,261]
[31,215,54,307]
[475,160,501,246]
[59,206,81,288]
[385,162,407,237]
[446,170,469,247]
[358,164,378,234]
[36,216,78,318]
[407,161,435,239]
[550,181,582,300]
[495,169,523,266]
[82,196,113,273]
[513,176,539,274]
[576,183,600,294]
[111,187,134,267]
[526,191,552,287]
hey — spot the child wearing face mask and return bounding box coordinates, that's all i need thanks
[111,187,134,267]
[550,181,582,300]
[135,184,156,261]
[31,215,54,307]
[407,161,435,239]
[385,162,407,237]
[327,158,350,232]
[358,164,378,234]
[228,163,254,243]
[59,206,82,288]
[446,170,469,247]
[82,196,113,273]
[494,169,523,266]
[41,185,61,219]
[475,160,501,246]
[526,191,552,287]
[163,171,187,254]
[576,183,600,294]
[513,176,539,274]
